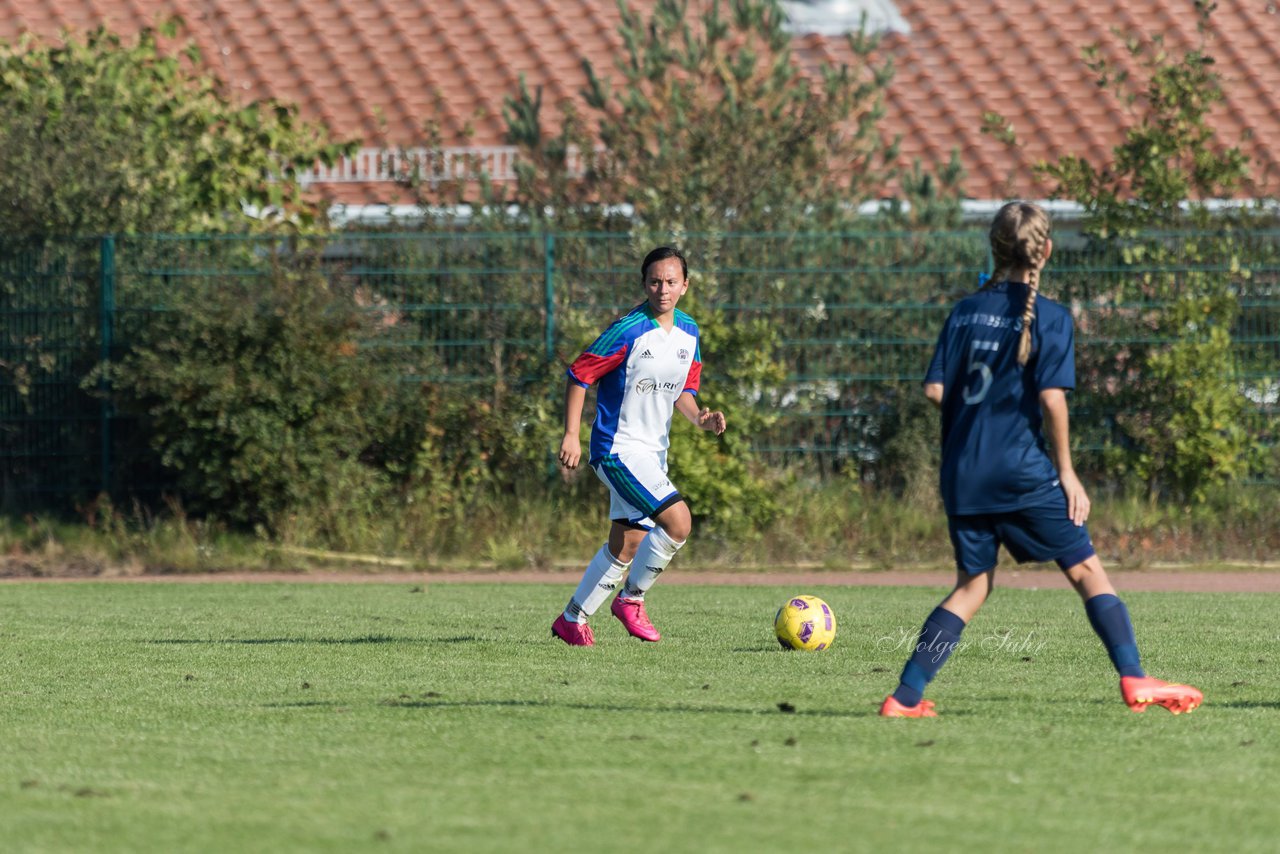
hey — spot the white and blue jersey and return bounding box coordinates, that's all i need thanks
[925,282,1076,516]
[568,302,703,525]
[567,303,703,466]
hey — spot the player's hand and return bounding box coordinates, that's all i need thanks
[558,434,582,469]
[698,408,727,435]
[1059,470,1090,526]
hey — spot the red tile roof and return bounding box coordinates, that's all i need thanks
[2,0,1277,208]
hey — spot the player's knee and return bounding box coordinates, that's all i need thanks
[654,499,691,543]
[1062,554,1113,598]
[609,525,648,563]
[659,513,691,543]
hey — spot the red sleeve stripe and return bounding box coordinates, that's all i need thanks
[569,348,627,386]
[683,360,702,394]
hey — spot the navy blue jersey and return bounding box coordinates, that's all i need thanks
[924,282,1076,514]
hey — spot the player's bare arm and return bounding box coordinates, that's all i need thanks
[675,391,726,435]
[924,381,944,408]
[1040,387,1090,525]
[559,380,588,469]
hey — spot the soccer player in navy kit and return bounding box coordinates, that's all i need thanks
[552,246,727,646]
[880,202,1203,717]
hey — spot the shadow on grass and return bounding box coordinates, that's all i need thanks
[373,697,879,718]
[147,635,479,645]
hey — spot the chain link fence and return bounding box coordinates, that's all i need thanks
[3,229,1278,505]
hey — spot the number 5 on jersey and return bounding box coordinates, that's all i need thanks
[962,340,999,405]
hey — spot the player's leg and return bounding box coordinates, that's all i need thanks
[1061,554,1203,714]
[607,519,649,564]
[619,496,689,600]
[609,498,687,642]
[552,535,629,646]
[554,533,634,645]
[552,463,646,646]
[881,515,996,718]
[1011,502,1203,714]
[1062,554,1139,675]
[558,452,679,642]
[938,563,995,623]
[881,569,991,718]
[582,452,684,641]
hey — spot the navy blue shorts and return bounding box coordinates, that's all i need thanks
[948,494,1096,576]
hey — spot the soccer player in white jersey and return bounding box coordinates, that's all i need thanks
[552,246,727,646]
[879,202,1202,717]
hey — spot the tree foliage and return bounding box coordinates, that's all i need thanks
[577,0,897,233]
[462,0,913,233]
[0,19,354,239]
[1038,1,1249,236]
[1012,1,1270,500]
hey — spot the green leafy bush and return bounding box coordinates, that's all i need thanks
[407,373,563,509]
[1118,299,1254,499]
[103,260,431,531]
[869,382,941,505]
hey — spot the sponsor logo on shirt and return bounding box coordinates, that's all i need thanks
[635,378,681,395]
[639,348,655,359]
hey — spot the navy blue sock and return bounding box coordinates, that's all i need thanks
[892,607,967,707]
[1084,594,1145,678]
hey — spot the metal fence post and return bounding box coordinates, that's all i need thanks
[98,235,115,497]
[543,232,556,362]
[542,232,560,479]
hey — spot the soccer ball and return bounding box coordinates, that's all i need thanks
[774,595,836,651]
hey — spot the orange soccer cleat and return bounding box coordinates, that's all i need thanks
[879,696,938,718]
[1120,676,1203,715]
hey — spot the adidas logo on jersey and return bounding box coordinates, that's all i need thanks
[639,349,654,359]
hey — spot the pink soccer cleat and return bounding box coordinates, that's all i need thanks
[1120,676,1203,714]
[552,614,595,646]
[879,696,938,718]
[610,596,661,642]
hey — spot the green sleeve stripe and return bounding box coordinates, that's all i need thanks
[588,312,649,355]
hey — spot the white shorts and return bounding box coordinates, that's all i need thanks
[591,451,681,529]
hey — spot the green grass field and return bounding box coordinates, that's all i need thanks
[2,580,1276,853]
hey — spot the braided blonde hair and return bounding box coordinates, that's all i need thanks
[988,202,1051,366]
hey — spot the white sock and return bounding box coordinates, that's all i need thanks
[620,526,683,600]
[564,544,630,622]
